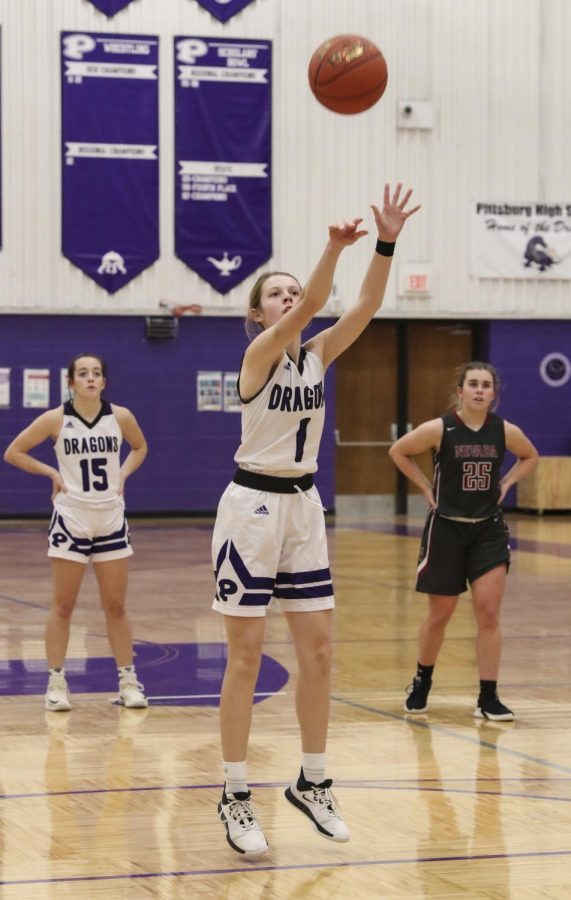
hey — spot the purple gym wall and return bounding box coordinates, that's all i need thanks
[0,315,336,516]
[487,320,571,455]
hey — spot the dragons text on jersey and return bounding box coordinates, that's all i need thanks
[53,400,123,505]
[236,348,325,475]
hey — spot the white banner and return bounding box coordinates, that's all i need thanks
[65,62,157,80]
[65,142,157,161]
[471,201,571,279]
[178,65,268,85]
[179,161,267,178]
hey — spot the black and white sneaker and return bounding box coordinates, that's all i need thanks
[474,694,515,721]
[218,790,268,856]
[404,676,431,713]
[45,670,72,712]
[285,771,350,842]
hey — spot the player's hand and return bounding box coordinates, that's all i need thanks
[498,481,509,505]
[50,472,67,502]
[328,217,368,247]
[422,485,436,510]
[371,183,421,242]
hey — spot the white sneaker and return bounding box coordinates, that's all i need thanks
[118,670,148,708]
[45,670,72,712]
[285,771,350,842]
[218,790,269,856]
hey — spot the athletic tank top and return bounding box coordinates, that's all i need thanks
[235,348,325,476]
[433,412,506,518]
[53,400,122,506]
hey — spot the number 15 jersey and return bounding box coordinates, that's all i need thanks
[434,412,506,519]
[53,400,123,506]
[235,347,325,476]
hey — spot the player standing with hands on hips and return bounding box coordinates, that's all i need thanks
[4,354,149,712]
[212,184,420,855]
[389,362,538,721]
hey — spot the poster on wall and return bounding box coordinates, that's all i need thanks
[23,369,50,408]
[88,0,136,15]
[193,0,256,23]
[174,36,272,294]
[223,372,240,412]
[61,31,159,294]
[0,368,10,408]
[197,371,222,411]
[471,202,571,279]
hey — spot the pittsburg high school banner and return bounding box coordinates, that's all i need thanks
[175,36,272,294]
[61,32,159,294]
[194,0,257,22]
[471,201,571,279]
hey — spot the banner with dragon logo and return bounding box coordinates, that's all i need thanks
[471,201,571,279]
[174,35,272,294]
[61,31,159,294]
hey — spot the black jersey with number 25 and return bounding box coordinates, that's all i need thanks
[433,412,506,519]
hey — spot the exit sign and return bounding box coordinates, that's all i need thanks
[398,263,433,297]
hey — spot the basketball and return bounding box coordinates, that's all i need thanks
[308,35,388,114]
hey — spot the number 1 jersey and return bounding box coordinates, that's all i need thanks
[235,347,325,476]
[433,412,506,518]
[53,400,123,506]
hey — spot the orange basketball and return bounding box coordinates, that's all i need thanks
[308,35,388,114]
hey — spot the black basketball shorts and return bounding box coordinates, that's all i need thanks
[415,511,510,596]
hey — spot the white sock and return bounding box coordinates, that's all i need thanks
[118,665,135,678]
[224,760,248,795]
[302,752,326,785]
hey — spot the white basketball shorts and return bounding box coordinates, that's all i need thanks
[48,496,132,564]
[212,481,335,617]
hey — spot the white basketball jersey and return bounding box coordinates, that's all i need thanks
[235,348,325,475]
[53,400,123,505]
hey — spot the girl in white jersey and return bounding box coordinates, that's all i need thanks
[213,184,420,856]
[4,354,148,712]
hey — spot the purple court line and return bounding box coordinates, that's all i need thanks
[3,777,570,804]
[331,695,571,775]
[1,849,570,887]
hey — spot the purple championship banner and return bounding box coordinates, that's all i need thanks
[194,0,257,23]
[61,32,159,294]
[88,0,136,15]
[174,36,272,294]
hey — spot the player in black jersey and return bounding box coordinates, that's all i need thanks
[4,354,148,711]
[389,362,538,721]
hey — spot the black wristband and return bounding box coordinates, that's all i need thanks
[375,239,396,257]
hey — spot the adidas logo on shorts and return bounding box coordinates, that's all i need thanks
[254,505,269,516]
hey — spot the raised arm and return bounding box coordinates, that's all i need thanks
[3,409,66,501]
[307,183,421,368]
[241,218,368,394]
[498,422,539,503]
[389,418,443,509]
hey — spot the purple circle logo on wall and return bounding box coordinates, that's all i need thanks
[539,352,571,388]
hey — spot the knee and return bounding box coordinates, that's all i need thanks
[52,600,75,621]
[427,607,455,629]
[103,598,127,620]
[476,604,500,630]
[301,637,332,677]
[227,641,263,679]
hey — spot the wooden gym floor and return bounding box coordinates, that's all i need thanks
[0,511,570,898]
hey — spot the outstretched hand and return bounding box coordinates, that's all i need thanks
[371,183,421,242]
[329,217,368,247]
